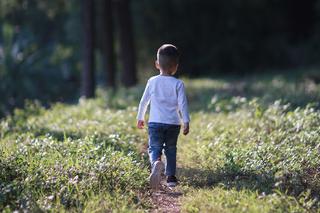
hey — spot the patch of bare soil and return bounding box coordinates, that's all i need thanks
[150,180,183,213]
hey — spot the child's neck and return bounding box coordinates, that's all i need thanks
[160,70,173,76]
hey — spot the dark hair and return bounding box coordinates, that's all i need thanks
[157,44,179,70]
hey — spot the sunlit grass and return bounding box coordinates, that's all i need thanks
[181,187,313,213]
[178,102,320,212]
[1,71,320,211]
[0,100,150,211]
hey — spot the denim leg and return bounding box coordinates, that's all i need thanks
[148,123,164,167]
[164,125,180,176]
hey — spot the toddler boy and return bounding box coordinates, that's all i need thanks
[137,44,190,190]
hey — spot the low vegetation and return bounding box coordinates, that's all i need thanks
[1,70,320,212]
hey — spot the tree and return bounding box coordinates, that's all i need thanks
[81,0,95,98]
[100,0,116,88]
[114,0,137,87]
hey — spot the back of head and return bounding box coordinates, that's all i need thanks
[157,44,179,71]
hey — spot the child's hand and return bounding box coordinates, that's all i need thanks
[137,120,145,129]
[183,122,189,135]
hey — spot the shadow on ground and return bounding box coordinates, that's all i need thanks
[177,165,320,206]
[177,167,275,194]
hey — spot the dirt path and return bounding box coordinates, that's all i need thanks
[150,180,183,213]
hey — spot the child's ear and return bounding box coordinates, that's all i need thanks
[155,60,160,70]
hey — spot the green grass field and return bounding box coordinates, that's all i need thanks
[1,70,320,212]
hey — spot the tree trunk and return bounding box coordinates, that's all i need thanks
[101,0,116,88]
[114,0,137,87]
[81,0,95,98]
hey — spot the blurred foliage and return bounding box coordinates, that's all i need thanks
[133,0,320,75]
[91,69,320,113]
[0,0,81,117]
[1,0,320,117]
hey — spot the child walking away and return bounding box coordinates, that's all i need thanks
[137,44,190,190]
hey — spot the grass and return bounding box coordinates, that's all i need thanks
[181,188,313,213]
[0,100,150,212]
[1,69,320,212]
[178,105,320,212]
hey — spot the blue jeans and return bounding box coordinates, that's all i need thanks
[148,122,181,176]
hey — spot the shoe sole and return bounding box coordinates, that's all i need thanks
[150,161,164,190]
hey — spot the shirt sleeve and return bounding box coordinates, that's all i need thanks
[137,80,151,120]
[177,81,190,123]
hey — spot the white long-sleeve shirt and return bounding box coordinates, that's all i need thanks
[137,75,190,125]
